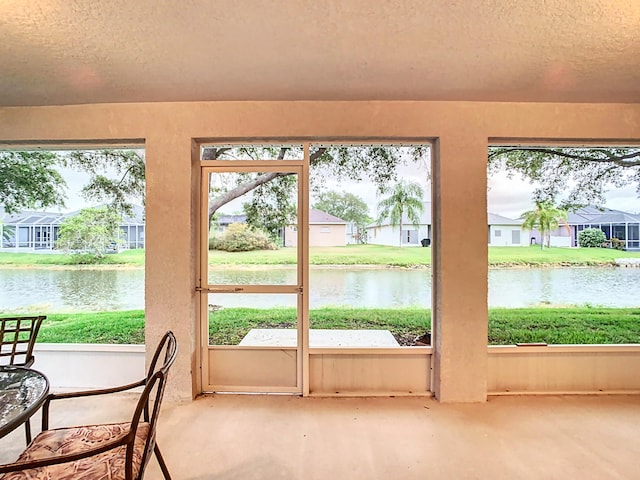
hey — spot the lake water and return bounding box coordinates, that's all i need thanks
[1,266,639,313]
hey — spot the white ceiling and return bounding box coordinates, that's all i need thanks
[1,0,639,107]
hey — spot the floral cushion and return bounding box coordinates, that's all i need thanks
[0,422,150,480]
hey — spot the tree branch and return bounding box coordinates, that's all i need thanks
[208,172,289,217]
[490,147,640,167]
[207,147,328,220]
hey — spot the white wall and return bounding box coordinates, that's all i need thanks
[367,225,429,246]
[489,225,528,246]
[549,236,572,248]
[33,344,145,390]
[488,345,640,394]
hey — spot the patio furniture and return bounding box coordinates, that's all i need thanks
[0,366,49,440]
[0,331,178,480]
[0,316,45,368]
[0,315,46,444]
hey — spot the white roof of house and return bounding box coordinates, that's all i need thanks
[1,211,64,225]
[2,205,145,226]
[567,206,640,225]
[488,213,522,226]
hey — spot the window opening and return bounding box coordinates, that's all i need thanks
[487,144,640,346]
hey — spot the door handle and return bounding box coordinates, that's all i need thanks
[196,287,244,293]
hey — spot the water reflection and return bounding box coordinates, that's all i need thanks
[0,268,144,313]
[1,266,639,313]
[487,267,640,307]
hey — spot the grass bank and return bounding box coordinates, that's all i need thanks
[17,307,640,346]
[1,245,640,267]
[0,249,145,267]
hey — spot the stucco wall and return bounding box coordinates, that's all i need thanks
[309,224,346,247]
[489,225,528,246]
[1,101,639,402]
[367,224,429,246]
[284,224,347,247]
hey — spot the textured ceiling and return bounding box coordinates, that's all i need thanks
[1,0,639,106]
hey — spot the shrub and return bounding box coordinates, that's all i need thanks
[603,238,626,250]
[67,252,108,265]
[210,223,276,252]
[578,228,606,248]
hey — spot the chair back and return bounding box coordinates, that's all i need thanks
[0,316,45,367]
[128,331,178,480]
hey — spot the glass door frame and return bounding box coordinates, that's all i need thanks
[198,145,310,394]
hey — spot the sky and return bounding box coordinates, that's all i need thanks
[52,167,100,213]
[486,171,640,217]
[56,156,640,219]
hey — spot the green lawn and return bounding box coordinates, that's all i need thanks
[1,245,639,267]
[28,311,145,344]
[487,245,640,266]
[15,307,640,346]
[0,249,145,266]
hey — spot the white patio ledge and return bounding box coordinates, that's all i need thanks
[32,343,146,390]
[239,329,400,347]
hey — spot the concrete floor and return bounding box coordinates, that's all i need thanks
[1,394,639,479]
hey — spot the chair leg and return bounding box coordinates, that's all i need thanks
[24,419,32,445]
[154,444,172,480]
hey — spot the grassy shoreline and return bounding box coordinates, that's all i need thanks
[1,245,640,268]
[15,307,640,346]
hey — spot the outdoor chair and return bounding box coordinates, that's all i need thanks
[0,331,178,480]
[0,316,45,368]
[0,315,46,444]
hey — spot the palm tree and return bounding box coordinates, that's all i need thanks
[376,180,425,247]
[521,200,569,250]
[1,223,15,246]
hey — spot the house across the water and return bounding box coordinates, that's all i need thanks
[367,202,640,251]
[0,205,146,252]
[367,202,529,247]
[283,209,348,247]
[545,206,640,251]
[212,209,348,247]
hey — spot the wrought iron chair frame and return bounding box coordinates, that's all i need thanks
[0,331,177,480]
[0,315,46,444]
[0,316,45,368]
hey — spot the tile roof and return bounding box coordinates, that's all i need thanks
[567,206,640,224]
[309,209,346,224]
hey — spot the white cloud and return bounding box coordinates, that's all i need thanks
[487,171,535,218]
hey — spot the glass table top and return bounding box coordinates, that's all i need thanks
[0,366,49,438]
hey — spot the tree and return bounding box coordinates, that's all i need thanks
[204,145,429,234]
[0,223,15,245]
[64,149,145,216]
[56,207,124,260]
[0,149,145,216]
[488,147,640,209]
[2,146,426,241]
[0,151,67,213]
[243,174,298,242]
[313,191,372,243]
[376,180,425,247]
[520,201,568,250]
[4,145,640,232]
